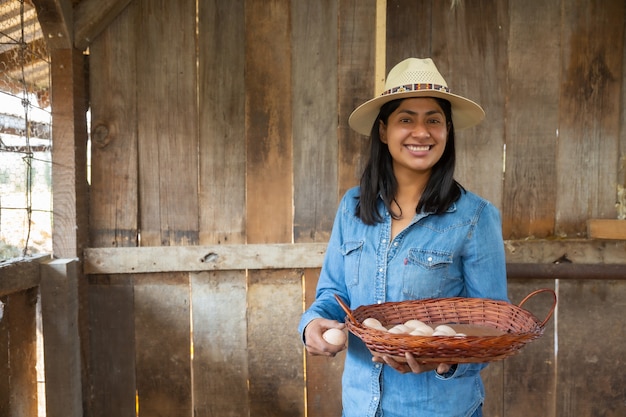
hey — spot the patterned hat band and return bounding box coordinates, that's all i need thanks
[382,83,450,96]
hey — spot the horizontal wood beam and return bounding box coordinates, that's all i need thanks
[84,243,328,274]
[0,254,51,296]
[73,0,133,50]
[83,240,626,275]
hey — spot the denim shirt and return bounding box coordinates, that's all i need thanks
[298,186,508,417]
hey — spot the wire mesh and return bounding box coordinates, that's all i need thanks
[0,0,52,261]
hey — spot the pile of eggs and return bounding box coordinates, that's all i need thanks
[363,317,466,337]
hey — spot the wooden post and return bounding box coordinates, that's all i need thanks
[40,258,83,417]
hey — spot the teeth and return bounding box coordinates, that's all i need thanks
[406,145,430,151]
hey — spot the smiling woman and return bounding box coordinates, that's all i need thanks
[299,57,507,417]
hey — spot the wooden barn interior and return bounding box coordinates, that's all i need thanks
[1,0,626,416]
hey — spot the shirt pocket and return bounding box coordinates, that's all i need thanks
[341,240,364,288]
[402,248,453,298]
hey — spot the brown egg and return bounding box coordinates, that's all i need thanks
[363,317,387,331]
[323,328,347,345]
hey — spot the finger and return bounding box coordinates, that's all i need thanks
[436,363,452,375]
[383,355,410,374]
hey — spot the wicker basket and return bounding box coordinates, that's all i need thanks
[335,289,556,364]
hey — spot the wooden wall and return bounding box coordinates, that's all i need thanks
[84,1,626,416]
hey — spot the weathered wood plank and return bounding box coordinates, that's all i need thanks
[304,267,344,417]
[31,0,73,49]
[0,295,8,415]
[134,273,192,416]
[502,280,556,417]
[136,0,199,246]
[587,219,626,240]
[556,280,626,416]
[386,0,432,66]
[87,274,136,417]
[50,48,89,258]
[431,0,507,209]
[247,269,305,417]
[245,0,293,244]
[556,0,625,236]
[87,2,139,414]
[5,288,39,417]
[73,0,133,50]
[337,0,376,198]
[0,255,48,297]
[89,0,138,248]
[292,0,338,243]
[197,0,246,245]
[502,0,560,239]
[40,258,83,417]
[84,243,328,274]
[244,1,303,414]
[191,271,249,417]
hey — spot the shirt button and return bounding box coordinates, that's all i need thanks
[379,268,383,272]
[377,300,382,304]
[381,239,386,244]
[373,397,378,402]
[427,256,433,262]
[393,242,398,246]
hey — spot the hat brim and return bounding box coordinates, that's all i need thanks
[348,90,485,136]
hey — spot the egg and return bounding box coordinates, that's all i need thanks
[323,328,347,346]
[432,325,457,336]
[404,319,434,333]
[388,324,412,334]
[409,326,434,336]
[363,317,387,332]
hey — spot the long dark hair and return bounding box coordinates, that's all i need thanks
[355,97,464,225]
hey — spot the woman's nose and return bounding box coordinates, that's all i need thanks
[411,122,429,137]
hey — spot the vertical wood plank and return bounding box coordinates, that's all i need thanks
[137,0,199,246]
[244,1,303,414]
[556,0,625,235]
[40,259,83,417]
[502,0,560,239]
[431,1,507,209]
[304,268,345,417]
[0,296,8,415]
[248,269,305,417]
[337,0,377,198]
[292,0,338,243]
[88,275,136,417]
[191,271,249,417]
[50,47,89,258]
[87,2,139,415]
[503,280,556,417]
[291,2,340,414]
[197,0,246,245]
[556,280,626,417]
[245,0,293,245]
[134,273,192,416]
[5,289,38,417]
[385,0,432,67]
[89,0,139,248]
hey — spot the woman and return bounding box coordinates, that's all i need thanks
[298,58,508,417]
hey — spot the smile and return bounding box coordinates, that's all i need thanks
[405,144,432,152]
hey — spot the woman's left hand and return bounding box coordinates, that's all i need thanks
[373,352,452,375]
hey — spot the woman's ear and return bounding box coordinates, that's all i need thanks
[379,120,387,144]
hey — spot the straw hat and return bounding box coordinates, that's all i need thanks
[348,58,485,136]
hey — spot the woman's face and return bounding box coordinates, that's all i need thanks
[379,97,449,180]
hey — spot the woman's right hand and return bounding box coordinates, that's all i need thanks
[304,318,347,357]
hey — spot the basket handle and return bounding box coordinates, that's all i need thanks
[517,288,557,328]
[334,294,358,325]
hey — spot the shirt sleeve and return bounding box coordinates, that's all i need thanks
[461,200,509,302]
[298,192,353,337]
